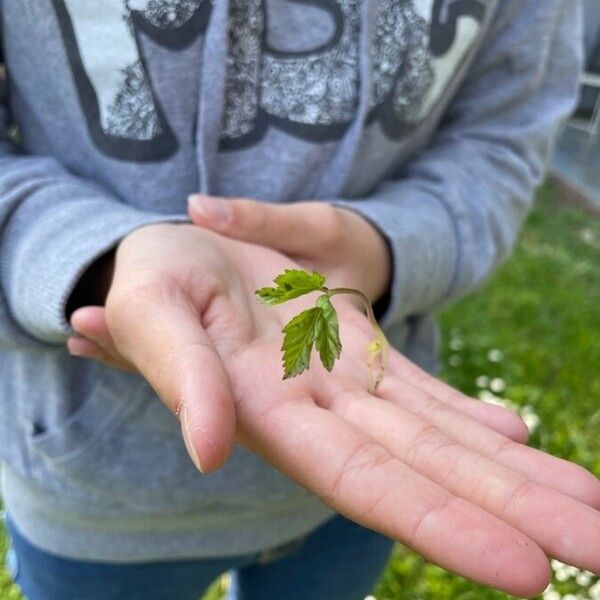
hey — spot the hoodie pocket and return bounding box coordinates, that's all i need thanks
[26,375,140,467]
[26,374,308,515]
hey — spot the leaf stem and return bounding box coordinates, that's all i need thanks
[321,286,390,394]
[323,287,375,324]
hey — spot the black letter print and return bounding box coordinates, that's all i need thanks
[51,0,211,161]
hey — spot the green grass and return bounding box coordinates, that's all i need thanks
[1,183,598,599]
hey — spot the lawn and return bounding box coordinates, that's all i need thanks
[1,182,598,600]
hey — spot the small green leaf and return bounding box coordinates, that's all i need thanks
[314,295,342,371]
[281,307,322,378]
[280,294,342,379]
[257,268,389,390]
[255,269,326,306]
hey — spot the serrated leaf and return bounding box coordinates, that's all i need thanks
[280,294,342,379]
[315,295,342,371]
[255,269,326,306]
[281,307,322,378]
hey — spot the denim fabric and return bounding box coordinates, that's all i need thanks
[5,513,394,600]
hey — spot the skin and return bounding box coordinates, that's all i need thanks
[188,194,393,304]
[67,212,600,597]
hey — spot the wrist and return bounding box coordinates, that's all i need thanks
[369,224,392,304]
[337,207,392,303]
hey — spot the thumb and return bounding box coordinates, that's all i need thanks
[188,194,339,258]
[105,285,236,474]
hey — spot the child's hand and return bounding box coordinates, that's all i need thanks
[68,223,600,596]
[187,195,392,305]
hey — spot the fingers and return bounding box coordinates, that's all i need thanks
[332,390,600,575]
[67,333,103,357]
[188,195,341,258]
[238,396,550,597]
[389,351,530,443]
[375,375,600,511]
[66,335,133,371]
[105,280,236,474]
[71,306,114,347]
[69,306,132,369]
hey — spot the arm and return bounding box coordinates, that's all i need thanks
[0,38,185,346]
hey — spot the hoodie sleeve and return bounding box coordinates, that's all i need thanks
[330,0,582,331]
[0,47,188,346]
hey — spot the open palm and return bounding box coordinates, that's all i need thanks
[69,223,600,597]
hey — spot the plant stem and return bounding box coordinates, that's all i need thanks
[321,286,390,394]
[323,287,376,325]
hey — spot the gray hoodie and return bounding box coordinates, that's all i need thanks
[0,0,581,561]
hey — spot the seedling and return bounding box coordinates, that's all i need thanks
[255,269,390,394]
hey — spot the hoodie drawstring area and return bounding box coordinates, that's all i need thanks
[196,0,374,199]
[195,0,230,196]
[315,0,375,199]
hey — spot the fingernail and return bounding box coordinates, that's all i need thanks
[70,321,106,348]
[188,195,232,224]
[180,403,205,473]
[66,336,88,357]
[67,344,83,357]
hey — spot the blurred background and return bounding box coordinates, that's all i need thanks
[1,3,599,600]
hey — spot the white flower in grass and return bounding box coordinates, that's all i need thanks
[364,596,377,600]
[589,580,600,600]
[478,390,504,405]
[487,348,504,362]
[450,338,464,351]
[551,559,565,571]
[554,563,580,582]
[580,227,598,248]
[520,405,541,433]
[479,391,521,414]
[448,354,462,367]
[476,375,490,388]
[490,377,506,393]
[576,570,592,586]
[542,590,560,600]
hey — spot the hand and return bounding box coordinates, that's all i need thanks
[187,194,392,305]
[68,224,600,596]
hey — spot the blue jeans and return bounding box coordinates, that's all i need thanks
[4,514,394,600]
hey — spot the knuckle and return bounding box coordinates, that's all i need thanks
[355,489,392,523]
[105,271,175,332]
[325,441,393,507]
[413,390,444,418]
[250,202,271,235]
[404,362,434,387]
[566,463,600,509]
[500,478,537,519]
[405,422,449,467]
[149,347,180,393]
[408,494,455,545]
[492,436,518,462]
[106,276,156,314]
[313,204,344,251]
